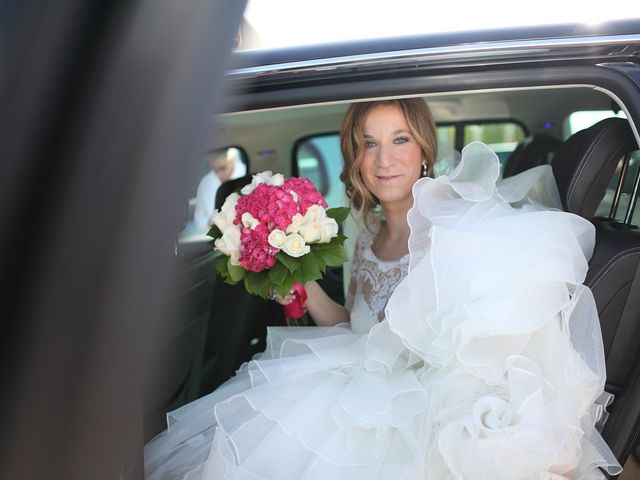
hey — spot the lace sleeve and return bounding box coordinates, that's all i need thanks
[344,231,365,312]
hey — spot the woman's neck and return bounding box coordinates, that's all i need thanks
[380,199,411,240]
[370,202,411,262]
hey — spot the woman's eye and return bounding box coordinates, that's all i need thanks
[394,136,409,144]
[364,141,377,148]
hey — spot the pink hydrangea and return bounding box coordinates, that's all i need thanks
[235,184,298,231]
[238,225,278,272]
[229,178,327,272]
[284,177,327,214]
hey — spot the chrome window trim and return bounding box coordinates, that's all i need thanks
[230,34,640,79]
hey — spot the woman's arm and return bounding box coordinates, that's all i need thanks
[304,281,349,326]
[274,281,349,326]
[274,227,363,326]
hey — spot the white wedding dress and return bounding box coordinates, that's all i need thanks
[145,142,621,480]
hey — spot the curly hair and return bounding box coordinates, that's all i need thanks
[339,98,437,222]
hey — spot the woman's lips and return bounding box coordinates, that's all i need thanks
[376,175,401,181]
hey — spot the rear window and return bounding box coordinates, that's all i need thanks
[294,134,345,209]
[462,122,526,166]
[597,150,640,225]
[565,110,627,137]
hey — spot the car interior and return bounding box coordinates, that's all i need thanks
[141,83,640,477]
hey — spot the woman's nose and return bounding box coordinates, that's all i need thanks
[375,144,393,166]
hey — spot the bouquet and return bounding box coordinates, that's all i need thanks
[208,171,349,322]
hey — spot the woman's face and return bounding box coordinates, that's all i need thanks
[359,104,423,210]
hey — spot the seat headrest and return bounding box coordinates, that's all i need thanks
[552,117,638,218]
[503,133,563,178]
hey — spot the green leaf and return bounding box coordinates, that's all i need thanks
[268,261,289,285]
[310,234,347,268]
[326,207,350,223]
[244,270,270,298]
[275,274,294,297]
[314,252,327,272]
[312,234,347,252]
[227,258,245,282]
[298,250,322,283]
[216,255,229,278]
[275,252,300,273]
[215,255,237,285]
[315,244,348,267]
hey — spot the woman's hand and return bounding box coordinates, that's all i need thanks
[268,287,296,306]
[267,282,349,326]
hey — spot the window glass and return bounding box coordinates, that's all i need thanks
[594,151,640,224]
[463,122,525,166]
[565,110,627,137]
[294,134,345,209]
[436,125,455,149]
[628,151,640,226]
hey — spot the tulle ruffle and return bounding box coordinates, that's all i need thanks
[145,142,621,479]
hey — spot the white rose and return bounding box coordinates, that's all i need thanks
[211,192,239,231]
[285,213,304,234]
[303,204,327,223]
[298,223,322,243]
[319,218,339,243]
[282,233,310,258]
[241,171,273,195]
[268,229,286,249]
[214,224,241,259]
[241,212,260,230]
[268,173,284,186]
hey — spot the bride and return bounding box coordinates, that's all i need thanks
[145,99,622,479]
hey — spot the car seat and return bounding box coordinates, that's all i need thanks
[503,133,563,178]
[552,117,640,467]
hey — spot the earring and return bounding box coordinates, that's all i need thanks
[421,161,428,177]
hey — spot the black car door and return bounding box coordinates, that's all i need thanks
[0,1,247,479]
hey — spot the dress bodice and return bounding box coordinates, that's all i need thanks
[345,221,409,333]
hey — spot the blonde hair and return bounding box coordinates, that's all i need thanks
[339,98,438,222]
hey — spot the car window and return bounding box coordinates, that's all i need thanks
[462,121,526,166]
[294,133,346,209]
[594,149,640,224]
[436,125,456,149]
[564,110,628,137]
